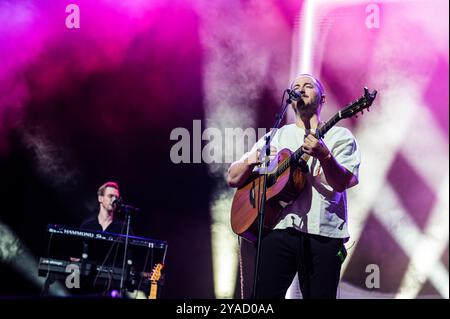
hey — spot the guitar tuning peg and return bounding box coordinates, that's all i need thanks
[361,110,364,115]
[367,108,370,112]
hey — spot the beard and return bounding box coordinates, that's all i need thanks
[294,99,320,117]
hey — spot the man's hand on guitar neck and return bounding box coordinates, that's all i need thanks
[302,132,357,192]
[302,132,331,162]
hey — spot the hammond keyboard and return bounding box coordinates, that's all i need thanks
[46,224,168,249]
[39,224,167,296]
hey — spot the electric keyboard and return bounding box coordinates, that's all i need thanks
[47,224,167,249]
[39,224,167,296]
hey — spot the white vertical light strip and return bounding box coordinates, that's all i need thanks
[299,0,315,74]
[210,190,240,298]
[286,0,315,298]
[288,0,326,133]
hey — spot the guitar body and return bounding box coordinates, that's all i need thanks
[230,148,307,242]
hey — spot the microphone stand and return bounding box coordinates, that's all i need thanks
[251,89,296,299]
[118,203,140,298]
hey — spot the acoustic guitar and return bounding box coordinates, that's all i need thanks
[230,87,377,242]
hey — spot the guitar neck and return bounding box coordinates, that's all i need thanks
[149,282,158,299]
[292,112,340,161]
[275,113,342,177]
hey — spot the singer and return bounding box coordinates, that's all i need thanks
[80,181,132,234]
[227,74,361,299]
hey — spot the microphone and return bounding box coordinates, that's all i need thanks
[112,197,123,210]
[122,204,140,213]
[286,88,304,103]
[113,197,140,213]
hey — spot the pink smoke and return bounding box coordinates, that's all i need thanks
[0,0,192,154]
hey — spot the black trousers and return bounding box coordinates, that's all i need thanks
[255,228,345,299]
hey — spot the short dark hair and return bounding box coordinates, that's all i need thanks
[97,182,119,196]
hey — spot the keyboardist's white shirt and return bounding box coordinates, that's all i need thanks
[234,124,360,241]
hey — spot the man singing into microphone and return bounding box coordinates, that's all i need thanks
[227,74,361,299]
[80,181,128,233]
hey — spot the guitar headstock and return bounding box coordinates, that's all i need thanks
[340,87,377,119]
[150,263,164,282]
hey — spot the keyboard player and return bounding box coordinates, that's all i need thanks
[80,181,133,234]
[71,181,133,265]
